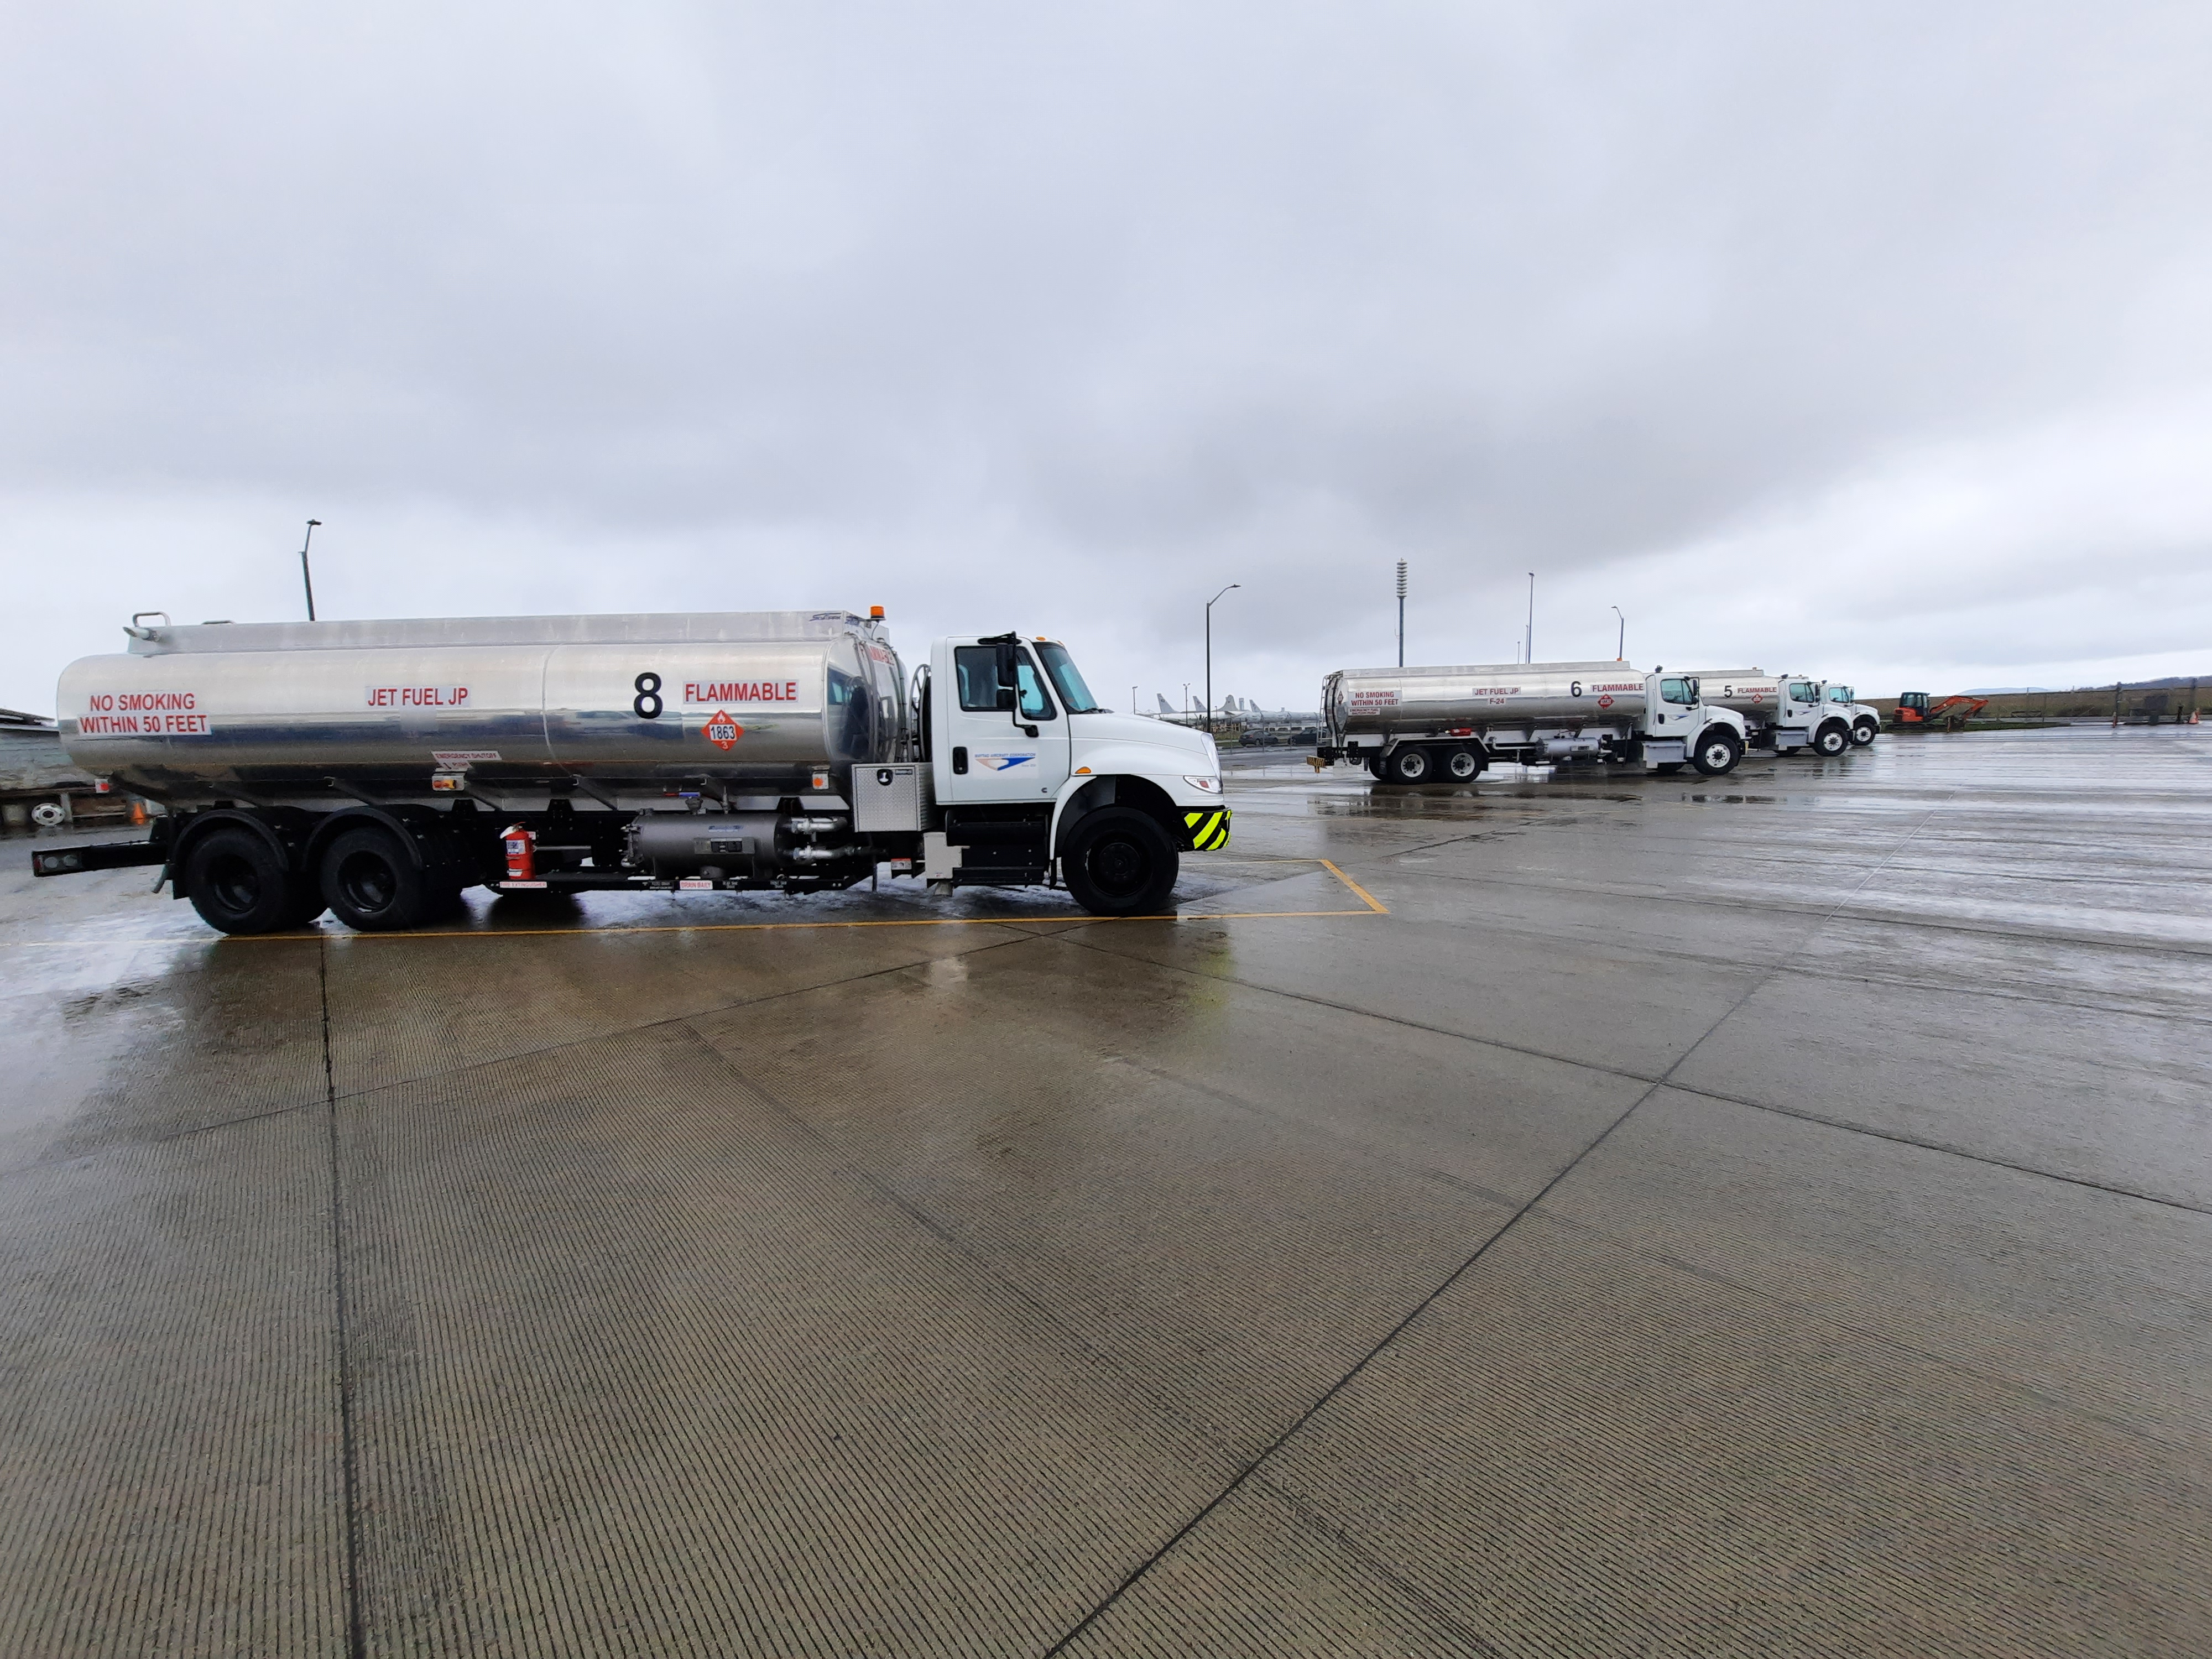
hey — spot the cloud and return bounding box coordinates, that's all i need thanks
[3,0,2208,713]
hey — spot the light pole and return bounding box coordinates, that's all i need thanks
[1525,572,1535,664]
[1396,560,1407,666]
[1131,685,1139,718]
[1182,682,1191,720]
[1611,605,1625,661]
[299,519,322,621]
[1204,583,1239,735]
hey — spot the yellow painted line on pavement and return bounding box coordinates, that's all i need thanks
[1319,859,1390,914]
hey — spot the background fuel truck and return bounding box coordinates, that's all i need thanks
[32,609,1229,932]
[1683,671,1861,756]
[1317,661,1749,782]
[1823,684,1882,745]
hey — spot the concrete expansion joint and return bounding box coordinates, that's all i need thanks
[1519,1207,2210,1462]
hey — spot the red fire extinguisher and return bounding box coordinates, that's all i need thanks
[500,822,537,882]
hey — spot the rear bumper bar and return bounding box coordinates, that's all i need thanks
[30,839,167,877]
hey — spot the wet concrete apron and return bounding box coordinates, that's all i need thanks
[1,724,2208,1655]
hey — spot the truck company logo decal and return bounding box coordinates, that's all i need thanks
[366,685,469,707]
[80,691,208,736]
[972,753,1034,771]
[685,680,799,703]
[703,711,745,750]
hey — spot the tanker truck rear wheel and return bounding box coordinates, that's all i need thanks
[1813,723,1850,758]
[184,828,298,935]
[1445,748,1483,781]
[321,826,431,932]
[1061,807,1178,917]
[1691,729,1743,777]
[1385,747,1431,784]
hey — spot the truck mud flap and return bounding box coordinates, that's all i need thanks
[1183,808,1231,851]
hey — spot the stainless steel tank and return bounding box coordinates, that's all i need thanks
[1689,671,1819,717]
[1324,661,1653,740]
[56,610,905,804]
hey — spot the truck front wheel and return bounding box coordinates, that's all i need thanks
[1850,717,1879,747]
[321,826,431,931]
[1691,728,1743,776]
[1813,722,1850,758]
[1061,807,1178,917]
[184,828,298,935]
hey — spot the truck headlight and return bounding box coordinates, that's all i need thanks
[1183,775,1221,794]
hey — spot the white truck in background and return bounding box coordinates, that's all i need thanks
[1687,671,1858,757]
[1823,684,1882,746]
[1318,661,1749,781]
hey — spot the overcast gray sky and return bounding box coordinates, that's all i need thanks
[4,0,2208,713]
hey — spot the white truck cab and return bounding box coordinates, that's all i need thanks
[921,634,1229,911]
[1823,684,1881,747]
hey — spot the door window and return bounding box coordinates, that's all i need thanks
[1660,677,1697,706]
[1788,681,1819,704]
[954,646,1057,719]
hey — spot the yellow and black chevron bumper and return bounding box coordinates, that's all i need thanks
[1181,807,1232,852]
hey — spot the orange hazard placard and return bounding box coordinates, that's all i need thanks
[703,711,744,750]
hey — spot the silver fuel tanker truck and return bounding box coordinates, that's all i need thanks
[31,608,1230,933]
[1682,671,1855,756]
[1317,661,1748,782]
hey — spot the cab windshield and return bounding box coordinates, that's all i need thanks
[1037,643,1103,713]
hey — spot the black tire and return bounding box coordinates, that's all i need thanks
[1061,807,1178,917]
[1813,722,1850,758]
[1691,727,1743,777]
[1850,717,1879,747]
[319,826,431,931]
[1366,757,1388,779]
[1445,747,1483,781]
[1385,747,1431,784]
[183,828,298,935]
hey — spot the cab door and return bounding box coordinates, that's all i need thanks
[934,637,1071,807]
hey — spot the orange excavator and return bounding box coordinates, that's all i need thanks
[1892,691,1987,731]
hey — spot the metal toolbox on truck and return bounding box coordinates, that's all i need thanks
[852,763,932,832]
